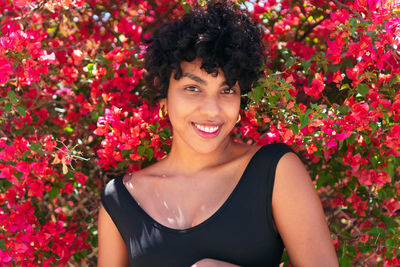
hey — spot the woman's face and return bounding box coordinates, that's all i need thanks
[161,58,241,154]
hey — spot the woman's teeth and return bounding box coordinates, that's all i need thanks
[194,123,219,133]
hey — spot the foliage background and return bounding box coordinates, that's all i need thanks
[0,0,399,266]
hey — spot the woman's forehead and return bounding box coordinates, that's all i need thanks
[178,59,225,80]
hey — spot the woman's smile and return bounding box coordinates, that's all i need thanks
[191,122,222,138]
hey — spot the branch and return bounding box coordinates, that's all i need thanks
[298,14,328,42]
[338,209,363,236]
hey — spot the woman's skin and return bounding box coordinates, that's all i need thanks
[97,59,339,267]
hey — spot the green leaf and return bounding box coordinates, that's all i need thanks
[159,132,168,140]
[22,150,31,160]
[284,89,292,102]
[328,63,340,72]
[316,173,331,188]
[389,160,395,178]
[147,124,156,131]
[358,245,372,253]
[100,55,112,65]
[183,3,191,12]
[300,114,310,129]
[357,83,369,96]
[7,90,16,100]
[339,83,350,91]
[291,124,299,135]
[127,65,133,77]
[14,170,23,180]
[117,160,128,169]
[346,245,357,257]
[0,240,6,251]
[137,145,145,156]
[29,143,44,156]
[64,126,74,134]
[16,105,26,117]
[85,63,94,75]
[385,238,396,247]
[280,250,290,267]
[338,256,352,267]
[369,227,385,236]
[389,74,397,87]
[121,149,132,157]
[48,186,60,201]
[163,127,171,137]
[338,105,350,115]
[366,31,376,38]
[382,215,395,230]
[73,249,88,262]
[5,103,12,113]
[91,111,100,122]
[370,121,378,132]
[91,236,98,247]
[253,86,264,104]
[145,148,153,161]
[29,143,41,152]
[284,57,294,69]
[338,138,344,150]
[302,59,311,71]
[118,62,127,70]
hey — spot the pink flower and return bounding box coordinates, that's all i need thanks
[304,72,325,98]
[385,124,400,151]
[357,168,373,186]
[0,250,12,263]
[326,37,344,64]
[27,178,45,198]
[0,57,13,84]
[332,70,344,83]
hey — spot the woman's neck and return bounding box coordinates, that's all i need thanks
[161,137,236,177]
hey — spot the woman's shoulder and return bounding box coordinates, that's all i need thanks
[121,159,166,190]
[230,142,261,158]
[237,142,295,158]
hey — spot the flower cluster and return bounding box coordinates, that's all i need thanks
[237,0,400,264]
[0,0,399,265]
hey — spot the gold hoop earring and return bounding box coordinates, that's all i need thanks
[159,107,167,119]
[236,114,241,124]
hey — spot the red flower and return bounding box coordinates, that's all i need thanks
[75,172,88,185]
[304,72,325,98]
[332,70,344,83]
[27,178,44,198]
[0,57,13,84]
[385,124,400,151]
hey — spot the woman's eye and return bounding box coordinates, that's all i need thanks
[222,88,235,94]
[185,86,199,92]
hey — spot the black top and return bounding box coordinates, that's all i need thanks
[101,143,295,267]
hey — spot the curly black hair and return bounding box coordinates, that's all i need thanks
[143,0,265,105]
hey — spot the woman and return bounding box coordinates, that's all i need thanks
[98,1,338,266]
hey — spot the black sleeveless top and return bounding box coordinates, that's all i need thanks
[101,143,295,267]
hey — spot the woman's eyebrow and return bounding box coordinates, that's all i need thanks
[182,72,229,87]
[182,73,207,85]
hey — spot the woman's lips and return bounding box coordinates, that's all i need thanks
[192,122,222,137]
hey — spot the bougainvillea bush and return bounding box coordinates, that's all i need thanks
[0,0,399,265]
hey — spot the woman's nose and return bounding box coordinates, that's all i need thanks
[199,95,221,117]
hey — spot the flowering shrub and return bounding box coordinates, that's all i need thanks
[0,0,399,265]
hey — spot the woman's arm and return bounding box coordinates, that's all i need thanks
[97,204,130,267]
[191,258,241,267]
[273,152,338,267]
